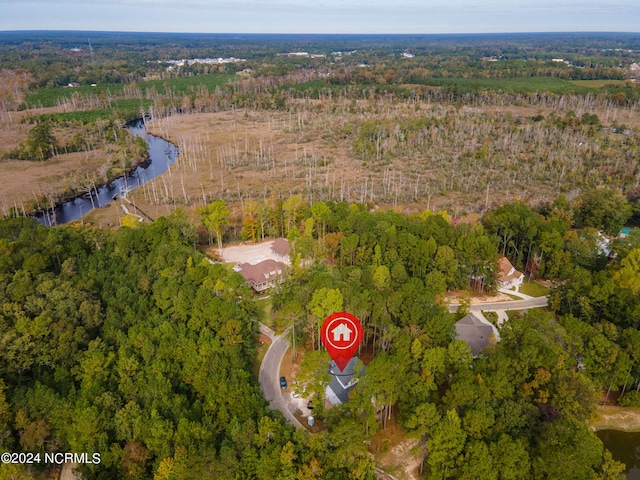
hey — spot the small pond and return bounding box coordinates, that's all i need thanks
[597,430,640,479]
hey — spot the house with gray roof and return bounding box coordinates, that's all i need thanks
[455,313,497,357]
[326,357,364,404]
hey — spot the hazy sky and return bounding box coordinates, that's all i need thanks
[1,0,638,34]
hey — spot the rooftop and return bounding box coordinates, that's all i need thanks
[497,256,523,283]
[271,237,291,257]
[327,357,363,404]
[455,313,495,356]
[237,259,286,285]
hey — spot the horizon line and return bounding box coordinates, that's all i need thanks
[1,29,639,36]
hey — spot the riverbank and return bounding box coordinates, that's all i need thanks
[592,406,640,432]
[1,134,148,220]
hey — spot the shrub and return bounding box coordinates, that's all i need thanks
[618,390,640,407]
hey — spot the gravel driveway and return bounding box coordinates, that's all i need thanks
[220,239,290,265]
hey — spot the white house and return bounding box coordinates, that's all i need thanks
[497,257,524,289]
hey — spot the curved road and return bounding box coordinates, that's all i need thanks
[260,296,548,428]
[257,296,547,479]
[260,297,547,419]
[258,324,397,479]
[258,326,304,429]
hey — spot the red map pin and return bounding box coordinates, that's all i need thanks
[321,312,363,372]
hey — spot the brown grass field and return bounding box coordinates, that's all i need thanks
[1,97,639,227]
[0,110,120,217]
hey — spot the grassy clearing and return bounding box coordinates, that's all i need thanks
[415,76,594,95]
[294,76,640,101]
[518,281,551,297]
[34,99,154,124]
[507,310,522,321]
[570,79,631,88]
[293,76,601,97]
[256,297,276,329]
[482,311,498,323]
[25,73,234,108]
[502,292,522,300]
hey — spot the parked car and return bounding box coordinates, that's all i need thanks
[280,376,287,389]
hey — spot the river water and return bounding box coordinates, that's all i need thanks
[597,430,640,479]
[36,120,178,225]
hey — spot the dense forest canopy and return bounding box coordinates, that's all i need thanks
[0,214,383,479]
[0,189,639,478]
[1,31,639,91]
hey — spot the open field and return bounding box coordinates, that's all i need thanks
[256,298,276,330]
[0,149,113,215]
[0,110,121,215]
[2,89,639,227]
[24,73,235,108]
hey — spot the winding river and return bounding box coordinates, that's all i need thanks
[36,120,178,226]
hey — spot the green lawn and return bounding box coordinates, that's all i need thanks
[507,310,522,321]
[33,99,154,123]
[518,281,550,297]
[482,311,498,324]
[256,297,276,329]
[25,73,234,108]
[502,292,522,300]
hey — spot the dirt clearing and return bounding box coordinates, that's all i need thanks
[592,406,640,432]
[216,238,290,265]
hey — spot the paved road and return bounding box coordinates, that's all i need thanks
[258,326,304,429]
[258,326,429,480]
[258,297,546,480]
[448,296,548,313]
[259,296,548,428]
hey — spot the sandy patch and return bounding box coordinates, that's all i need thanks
[446,291,514,305]
[374,431,422,480]
[59,462,80,480]
[592,406,640,432]
[218,238,290,265]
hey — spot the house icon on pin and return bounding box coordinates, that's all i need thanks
[331,323,353,342]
